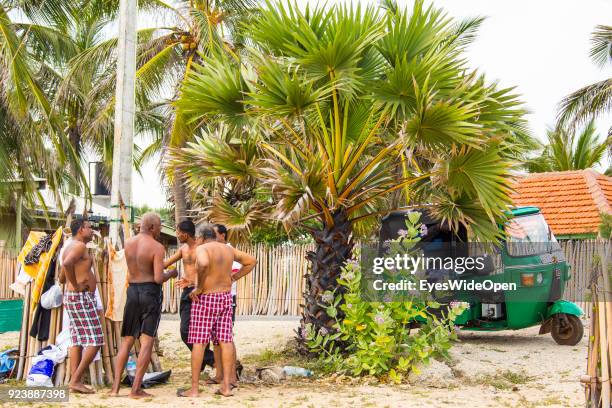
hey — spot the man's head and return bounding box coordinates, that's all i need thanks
[140,212,162,239]
[176,219,195,243]
[196,223,217,243]
[70,219,93,242]
[214,224,227,243]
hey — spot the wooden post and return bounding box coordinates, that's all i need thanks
[109,0,137,247]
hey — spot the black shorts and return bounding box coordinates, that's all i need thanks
[232,295,236,323]
[120,282,162,338]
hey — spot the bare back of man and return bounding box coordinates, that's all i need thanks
[196,242,234,293]
[124,233,164,283]
[110,213,177,398]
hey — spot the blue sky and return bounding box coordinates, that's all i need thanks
[133,0,612,208]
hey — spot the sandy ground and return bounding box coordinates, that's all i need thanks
[0,316,587,408]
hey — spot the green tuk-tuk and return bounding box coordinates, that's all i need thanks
[379,206,584,346]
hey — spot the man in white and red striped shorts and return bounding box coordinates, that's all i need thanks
[178,224,256,398]
[64,291,104,347]
[188,292,233,346]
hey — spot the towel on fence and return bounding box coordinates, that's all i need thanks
[105,245,128,321]
[24,228,63,308]
[17,231,47,279]
[24,234,53,265]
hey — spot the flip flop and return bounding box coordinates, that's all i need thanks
[176,389,197,398]
[205,379,237,389]
[214,389,234,397]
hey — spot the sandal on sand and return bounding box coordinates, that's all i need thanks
[214,389,234,397]
[205,379,237,389]
[176,389,196,398]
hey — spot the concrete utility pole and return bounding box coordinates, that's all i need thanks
[109,0,137,246]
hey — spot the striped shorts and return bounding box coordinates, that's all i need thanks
[188,292,233,345]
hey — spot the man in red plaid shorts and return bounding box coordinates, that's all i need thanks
[61,219,104,394]
[178,224,256,398]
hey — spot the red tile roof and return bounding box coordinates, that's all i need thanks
[510,169,612,236]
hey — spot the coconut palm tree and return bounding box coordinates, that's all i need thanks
[558,25,612,130]
[525,120,610,173]
[64,0,256,225]
[49,0,171,187]
[0,0,85,211]
[172,0,530,338]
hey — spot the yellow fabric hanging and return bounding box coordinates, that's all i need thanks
[17,231,47,279]
[105,242,129,321]
[28,227,63,309]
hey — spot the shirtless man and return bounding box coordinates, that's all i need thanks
[110,213,177,398]
[178,224,256,398]
[61,219,104,394]
[204,224,240,386]
[163,220,200,348]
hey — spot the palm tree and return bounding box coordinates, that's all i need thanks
[49,0,170,187]
[525,120,610,173]
[0,0,85,215]
[65,0,256,226]
[172,0,530,338]
[558,25,612,130]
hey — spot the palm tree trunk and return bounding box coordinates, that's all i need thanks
[298,210,353,352]
[172,173,187,228]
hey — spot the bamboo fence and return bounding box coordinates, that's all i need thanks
[3,240,610,317]
[581,241,612,407]
[0,248,19,299]
[563,240,612,320]
[158,240,609,317]
[160,243,314,316]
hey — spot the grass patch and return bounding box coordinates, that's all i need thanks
[471,370,533,390]
[514,395,564,408]
[241,340,326,374]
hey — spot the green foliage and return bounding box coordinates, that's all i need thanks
[249,224,313,245]
[524,119,610,173]
[600,212,612,239]
[558,25,612,129]
[134,204,174,225]
[305,214,462,381]
[173,0,531,243]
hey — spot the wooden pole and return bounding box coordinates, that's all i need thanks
[16,281,31,380]
[109,0,137,247]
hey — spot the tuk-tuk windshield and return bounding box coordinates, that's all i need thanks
[505,214,558,256]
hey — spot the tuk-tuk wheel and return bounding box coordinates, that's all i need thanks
[551,314,583,346]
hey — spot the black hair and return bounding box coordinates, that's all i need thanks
[177,219,196,237]
[70,219,86,236]
[214,224,228,237]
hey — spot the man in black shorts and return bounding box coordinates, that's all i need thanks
[109,213,177,398]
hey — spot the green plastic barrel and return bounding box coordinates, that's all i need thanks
[0,299,23,332]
